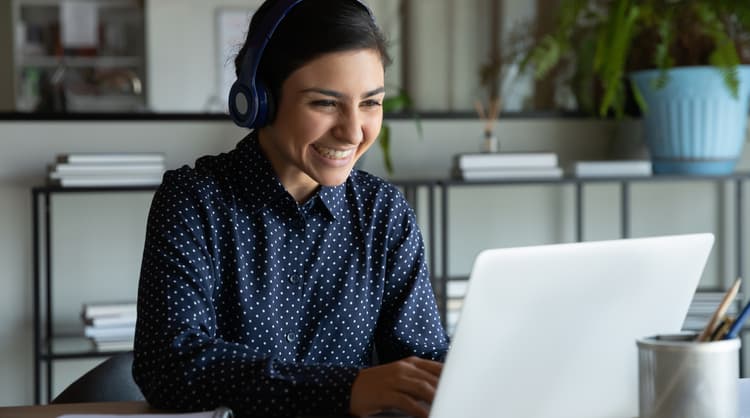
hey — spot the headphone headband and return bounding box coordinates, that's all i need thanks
[228,0,376,129]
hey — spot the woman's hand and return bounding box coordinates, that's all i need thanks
[349,356,443,418]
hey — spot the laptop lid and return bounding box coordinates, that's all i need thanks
[431,233,714,418]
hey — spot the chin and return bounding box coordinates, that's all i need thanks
[315,170,352,187]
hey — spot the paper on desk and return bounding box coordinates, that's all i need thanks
[59,406,232,418]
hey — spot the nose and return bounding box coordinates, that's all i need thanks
[333,108,364,144]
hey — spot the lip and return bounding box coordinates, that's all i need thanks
[311,144,357,167]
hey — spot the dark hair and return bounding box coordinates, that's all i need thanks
[234,0,391,106]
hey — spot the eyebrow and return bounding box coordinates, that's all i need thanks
[301,87,386,99]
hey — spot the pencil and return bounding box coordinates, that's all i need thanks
[696,278,742,342]
[710,315,733,341]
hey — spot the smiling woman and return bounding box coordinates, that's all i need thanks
[131,1,449,418]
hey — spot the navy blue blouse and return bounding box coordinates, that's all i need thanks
[132,133,449,417]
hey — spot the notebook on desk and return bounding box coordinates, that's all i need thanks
[427,233,714,418]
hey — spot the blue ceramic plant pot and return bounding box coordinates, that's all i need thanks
[630,66,750,175]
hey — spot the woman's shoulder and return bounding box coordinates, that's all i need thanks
[347,169,413,218]
[349,169,403,198]
[157,151,236,204]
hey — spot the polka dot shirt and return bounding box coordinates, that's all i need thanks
[132,133,449,417]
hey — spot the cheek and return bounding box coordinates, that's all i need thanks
[363,116,383,143]
[288,110,330,139]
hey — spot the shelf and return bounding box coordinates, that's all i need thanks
[442,172,750,186]
[18,0,138,8]
[12,0,147,114]
[41,336,131,360]
[19,55,143,68]
[33,185,158,194]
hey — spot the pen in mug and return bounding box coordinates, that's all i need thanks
[725,295,750,339]
[697,278,742,342]
[710,315,733,341]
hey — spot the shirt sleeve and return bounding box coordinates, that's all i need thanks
[132,171,359,418]
[373,191,450,364]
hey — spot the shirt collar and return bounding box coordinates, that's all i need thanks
[317,182,346,220]
[233,132,346,220]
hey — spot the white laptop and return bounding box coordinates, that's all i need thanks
[429,233,714,418]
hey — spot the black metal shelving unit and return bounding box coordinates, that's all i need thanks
[32,185,158,404]
[31,173,750,402]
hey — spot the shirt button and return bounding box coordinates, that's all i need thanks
[286,332,296,342]
[288,274,299,285]
[292,218,305,229]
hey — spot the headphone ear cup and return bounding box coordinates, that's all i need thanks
[252,80,273,129]
[228,80,259,128]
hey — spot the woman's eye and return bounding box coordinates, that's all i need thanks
[361,99,382,107]
[311,100,337,107]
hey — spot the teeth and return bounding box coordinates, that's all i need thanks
[314,144,354,160]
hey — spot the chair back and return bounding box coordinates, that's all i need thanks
[52,351,144,403]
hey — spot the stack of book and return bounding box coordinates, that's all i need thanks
[49,153,166,187]
[682,291,742,331]
[453,152,562,181]
[444,280,469,336]
[571,160,652,178]
[82,302,137,352]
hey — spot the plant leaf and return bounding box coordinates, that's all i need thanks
[378,124,393,175]
[694,2,741,97]
[629,78,648,114]
[598,0,640,117]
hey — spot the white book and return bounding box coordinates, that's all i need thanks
[84,314,137,328]
[58,153,165,165]
[50,171,164,180]
[93,339,134,352]
[51,176,162,187]
[460,167,563,181]
[447,280,469,299]
[692,291,736,301]
[456,152,558,170]
[84,325,135,340]
[572,160,652,177]
[51,163,165,176]
[82,302,137,319]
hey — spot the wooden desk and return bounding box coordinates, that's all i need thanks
[0,401,156,418]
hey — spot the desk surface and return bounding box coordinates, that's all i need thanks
[0,403,377,418]
[0,401,156,418]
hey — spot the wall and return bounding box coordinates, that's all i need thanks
[0,117,749,405]
[145,0,534,113]
[145,0,402,113]
[146,0,262,112]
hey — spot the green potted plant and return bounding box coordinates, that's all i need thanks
[377,88,421,175]
[523,0,750,175]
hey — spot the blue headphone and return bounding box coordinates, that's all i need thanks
[228,0,375,129]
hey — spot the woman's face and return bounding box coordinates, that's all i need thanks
[258,48,385,202]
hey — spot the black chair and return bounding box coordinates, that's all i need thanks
[52,351,145,403]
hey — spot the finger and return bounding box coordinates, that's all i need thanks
[408,356,444,377]
[387,391,430,418]
[403,365,440,389]
[395,376,437,403]
[397,357,441,387]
